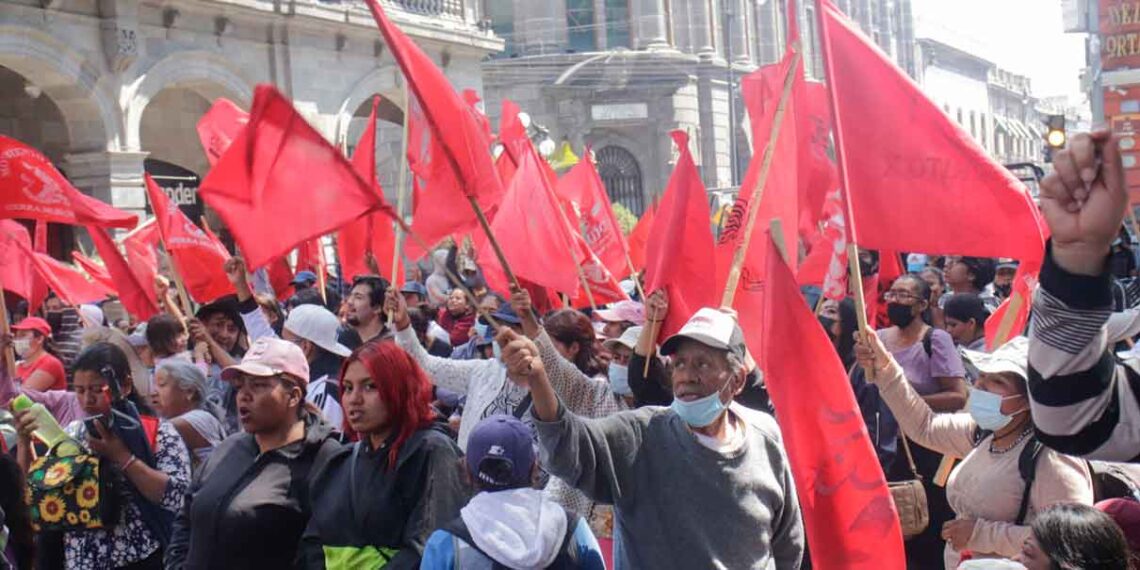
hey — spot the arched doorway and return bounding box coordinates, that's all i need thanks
[0,65,78,259]
[343,95,407,204]
[596,145,644,215]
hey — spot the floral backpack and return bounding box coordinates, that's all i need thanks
[24,440,123,532]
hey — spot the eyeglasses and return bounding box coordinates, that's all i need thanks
[884,290,921,303]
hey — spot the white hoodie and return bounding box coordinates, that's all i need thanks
[459,488,569,569]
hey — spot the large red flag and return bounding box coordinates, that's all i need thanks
[27,220,49,312]
[198,84,393,270]
[762,239,905,569]
[71,251,115,291]
[365,0,503,251]
[0,136,137,229]
[122,223,161,311]
[338,96,399,283]
[478,146,582,295]
[818,1,1044,262]
[626,203,656,272]
[0,221,39,304]
[145,174,233,303]
[555,155,632,280]
[567,233,630,309]
[643,131,716,337]
[196,98,249,167]
[715,51,800,355]
[12,239,112,307]
[90,225,159,321]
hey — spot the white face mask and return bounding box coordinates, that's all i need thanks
[13,338,31,358]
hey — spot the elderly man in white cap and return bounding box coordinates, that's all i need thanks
[499,308,804,569]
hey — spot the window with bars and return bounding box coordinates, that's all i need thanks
[596,145,644,215]
[567,0,596,52]
[605,0,631,49]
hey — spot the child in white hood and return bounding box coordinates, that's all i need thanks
[420,415,604,570]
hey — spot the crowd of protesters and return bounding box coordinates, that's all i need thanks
[3,130,1140,570]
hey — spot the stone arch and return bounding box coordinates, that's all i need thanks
[333,67,403,147]
[123,52,256,151]
[0,25,118,153]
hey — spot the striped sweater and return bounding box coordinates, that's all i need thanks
[1028,244,1140,462]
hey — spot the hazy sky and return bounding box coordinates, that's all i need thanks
[911,0,1087,101]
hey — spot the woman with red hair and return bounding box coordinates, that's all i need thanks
[299,340,469,568]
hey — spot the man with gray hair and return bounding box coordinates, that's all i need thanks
[499,307,804,569]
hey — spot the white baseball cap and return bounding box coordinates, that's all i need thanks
[962,336,1029,381]
[284,304,352,357]
[659,308,746,360]
[603,326,643,352]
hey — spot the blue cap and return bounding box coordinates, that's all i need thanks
[465,415,535,489]
[291,271,318,286]
[400,281,428,297]
[480,303,522,326]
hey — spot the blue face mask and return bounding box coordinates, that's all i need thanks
[670,379,731,428]
[474,322,489,341]
[608,363,631,395]
[967,387,1024,431]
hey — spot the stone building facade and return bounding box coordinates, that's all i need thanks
[481,0,915,216]
[0,0,500,251]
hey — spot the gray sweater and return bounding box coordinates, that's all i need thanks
[535,402,804,569]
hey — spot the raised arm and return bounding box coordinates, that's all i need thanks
[386,288,489,395]
[500,329,645,504]
[1029,130,1140,461]
[856,331,977,458]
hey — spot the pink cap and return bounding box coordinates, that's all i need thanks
[221,337,310,387]
[594,301,645,326]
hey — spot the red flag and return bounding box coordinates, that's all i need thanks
[198,85,393,270]
[556,155,632,280]
[71,251,115,291]
[145,175,233,303]
[795,80,837,237]
[818,1,1044,262]
[643,131,716,337]
[627,203,656,272]
[196,98,249,167]
[715,51,801,355]
[0,136,137,229]
[13,239,112,307]
[0,221,39,304]
[567,234,631,309]
[478,146,582,295]
[266,257,295,302]
[797,189,849,301]
[338,96,400,283]
[366,0,503,250]
[762,239,905,570]
[28,220,49,312]
[90,225,160,321]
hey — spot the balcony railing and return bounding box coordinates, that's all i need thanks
[380,0,465,21]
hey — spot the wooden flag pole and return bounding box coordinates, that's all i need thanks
[990,287,1026,349]
[847,243,870,333]
[392,88,412,285]
[623,252,647,301]
[468,196,519,289]
[720,44,801,308]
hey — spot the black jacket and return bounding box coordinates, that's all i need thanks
[165,411,341,570]
[298,423,469,569]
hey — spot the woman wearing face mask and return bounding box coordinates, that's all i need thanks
[12,317,67,391]
[299,340,467,568]
[878,274,970,568]
[856,333,1094,569]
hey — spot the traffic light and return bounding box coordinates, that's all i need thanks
[1045,114,1066,149]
